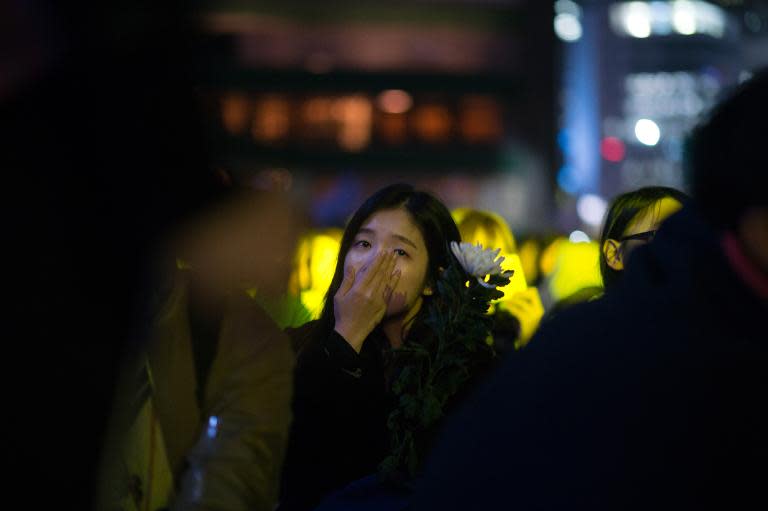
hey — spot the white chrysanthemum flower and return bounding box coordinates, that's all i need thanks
[450,241,511,288]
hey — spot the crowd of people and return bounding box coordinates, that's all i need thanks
[94,69,768,511]
[6,5,765,508]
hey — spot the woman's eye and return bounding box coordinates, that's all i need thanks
[394,248,408,257]
[354,240,371,248]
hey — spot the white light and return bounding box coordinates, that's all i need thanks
[610,1,725,39]
[635,118,661,146]
[555,0,582,17]
[569,230,591,243]
[672,1,697,35]
[554,13,583,42]
[624,2,652,38]
[576,194,608,227]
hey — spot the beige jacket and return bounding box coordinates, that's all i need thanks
[100,274,294,511]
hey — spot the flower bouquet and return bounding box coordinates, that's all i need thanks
[380,242,513,481]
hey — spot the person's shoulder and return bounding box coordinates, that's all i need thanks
[285,318,325,354]
[229,291,287,334]
[285,318,322,340]
[217,291,295,363]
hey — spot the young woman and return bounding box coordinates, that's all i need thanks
[600,186,689,292]
[278,184,462,511]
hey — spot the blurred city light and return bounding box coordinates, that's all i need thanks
[459,96,503,144]
[623,2,652,38]
[332,96,373,151]
[221,93,250,135]
[610,1,725,39]
[634,118,661,146]
[569,230,591,243]
[672,1,697,35]
[376,90,413,114]
[555,0,582,17]
[555,13,583,42]
[576,194,608,227]
[600,136,626,162]
[557,165,579,195]
[412,104,453,143]
[252,95,291,142]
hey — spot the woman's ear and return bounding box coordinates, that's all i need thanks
[603,239,624,270]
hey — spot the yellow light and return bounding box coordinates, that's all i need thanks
[518,239,540,285]
[547,240,602,302]
[289,228,343,319]
[539,237,565,277]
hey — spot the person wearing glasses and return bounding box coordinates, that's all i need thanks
[599,186,689,292]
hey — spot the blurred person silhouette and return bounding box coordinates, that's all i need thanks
[3,1,236,508]
[414,70,768,510]
[99,186,306,511]
[452,208,544,350]
[600,186,689,293]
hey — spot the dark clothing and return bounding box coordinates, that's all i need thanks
[279,321,393,511]
[414,206,768,510]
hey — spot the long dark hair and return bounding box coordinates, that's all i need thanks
[307,183,461,348]
[599,186,689,291]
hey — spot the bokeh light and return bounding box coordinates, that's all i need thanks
[634,118,661,146]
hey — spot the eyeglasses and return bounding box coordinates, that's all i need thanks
[619,230,657,243]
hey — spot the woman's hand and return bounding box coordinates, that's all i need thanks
[333,251,401,353]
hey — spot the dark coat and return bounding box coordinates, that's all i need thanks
[414,206,768,510]
[279,321,392,511]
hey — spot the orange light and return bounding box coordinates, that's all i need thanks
[252,95,290,142]
[412,103,452,143]
[333,95,373,152]
[221,93,250,135]
[459,96,503,144]
[376,90,413,114]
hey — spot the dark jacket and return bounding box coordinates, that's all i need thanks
[414,206,768,510]
[279,321,392,511]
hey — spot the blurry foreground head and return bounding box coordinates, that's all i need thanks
[174,187,307,300]
[686,69,768,277]
[600,187,689,291]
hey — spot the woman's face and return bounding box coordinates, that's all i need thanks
[343,207,431,319]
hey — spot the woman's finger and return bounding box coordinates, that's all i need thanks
[359,250,387,287]
[383,268,401,301]
[369,251,396,295]
[337,265,356,297]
